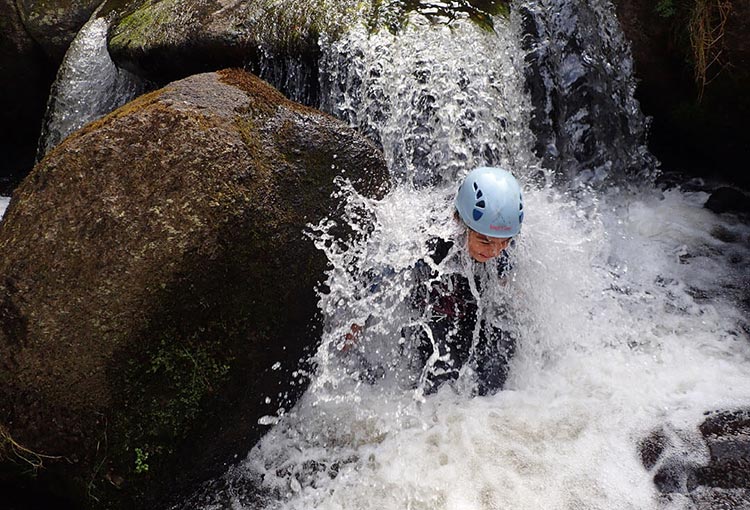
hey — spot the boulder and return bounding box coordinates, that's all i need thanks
[0,69,388,509]
[15,0,103,62]
[105,0,355,98]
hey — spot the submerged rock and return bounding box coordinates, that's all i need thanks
[639,409,750,508]
[0,69,388,509]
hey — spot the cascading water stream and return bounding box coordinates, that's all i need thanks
[318,13,540,188]
[36,11,147,158]
[183,3,750,510]
[519,0,656,185]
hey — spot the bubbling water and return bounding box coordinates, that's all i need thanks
[199,180,750,510]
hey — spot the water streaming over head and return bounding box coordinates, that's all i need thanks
[318,11,541,188]
[37,13,147,159]
[184,3,750,509]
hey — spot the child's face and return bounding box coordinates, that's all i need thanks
[467,229,511,263]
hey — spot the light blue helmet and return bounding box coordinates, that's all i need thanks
[455,167,523,238]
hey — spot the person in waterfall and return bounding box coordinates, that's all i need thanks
[345,166,523,396]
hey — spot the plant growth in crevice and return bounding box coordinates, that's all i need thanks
[655,0,734,99]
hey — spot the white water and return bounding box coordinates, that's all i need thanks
[197,7,750,510]
[0,197,9,219]
[319,13,540,188]
[218,185,749,510]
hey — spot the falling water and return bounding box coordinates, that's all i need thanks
[176,3,750,510]
[318,13,540,187]
[37,13,147,158]
[519,0,656,185]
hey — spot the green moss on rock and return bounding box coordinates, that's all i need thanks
[112,331,231,479]
[109,0,178,52]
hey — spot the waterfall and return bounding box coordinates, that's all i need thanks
[318,13,540,188]
[518,0,656,186]
[178,3,750,509]
[37,13,147,158]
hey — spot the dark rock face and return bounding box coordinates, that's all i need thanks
[0,0,131,193]
[639,428,669,471]
[0,0,56,194]
[639,409,750,508]
[705,187,750,215]
[0,69,388,509]
[695,410,750,490]
[104,0,352,103]
[517,0,655,186]
[613,0,750,187]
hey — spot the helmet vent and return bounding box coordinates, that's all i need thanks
[473,185,486,221]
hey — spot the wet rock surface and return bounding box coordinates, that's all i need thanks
[0,0,139,193]
[518,0,655,186]
[613,0,750,187]
[0,69,388,509]
[640,409,750,508]
[105,0,355,102]
[15,0,102,62]
[0,0,56,193]
[695,410,750,490]
[705,187,750,215]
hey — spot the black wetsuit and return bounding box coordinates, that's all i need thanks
[407,238,516,396]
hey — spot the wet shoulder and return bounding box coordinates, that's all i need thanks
[426,237,454,265]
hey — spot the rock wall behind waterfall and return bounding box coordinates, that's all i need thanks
[613,0,750,187]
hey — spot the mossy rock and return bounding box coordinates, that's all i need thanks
[105,0,359,86]
[0,69,388,509]
[105,0,510,90]
[15,0,105,62]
